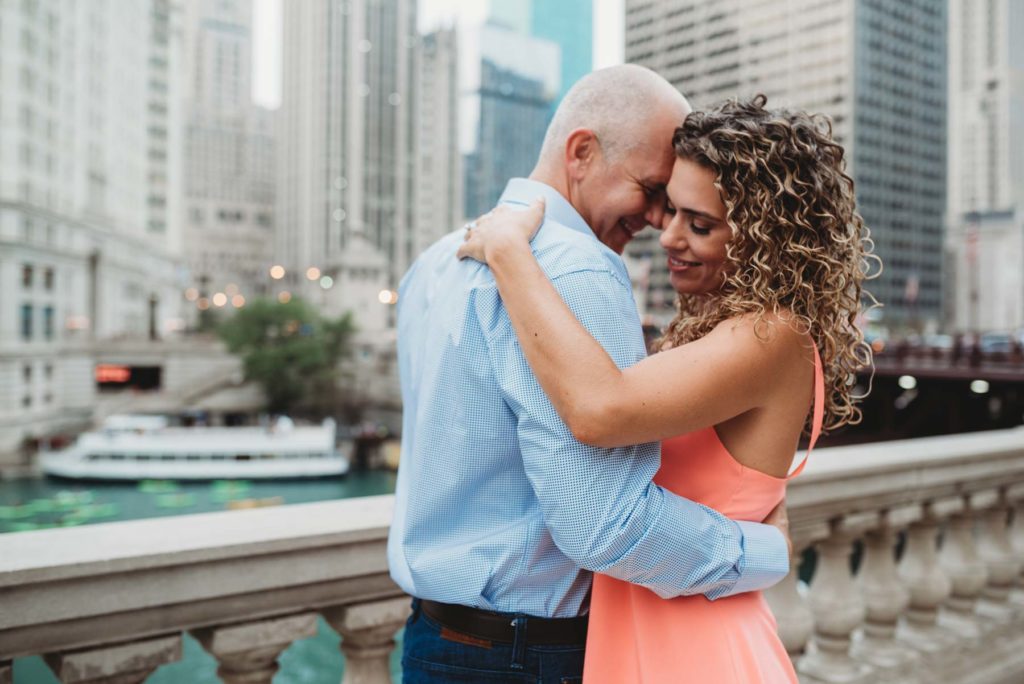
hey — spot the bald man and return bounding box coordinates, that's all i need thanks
[389,65,790,683]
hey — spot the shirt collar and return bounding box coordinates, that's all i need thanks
[497,178,594,241]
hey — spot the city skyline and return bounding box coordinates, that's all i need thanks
[251,0,624,109]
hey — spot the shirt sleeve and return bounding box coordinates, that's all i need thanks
[481,266,789,600]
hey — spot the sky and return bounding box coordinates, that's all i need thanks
[251,0,624,109]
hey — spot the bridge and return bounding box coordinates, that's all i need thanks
[820,346,1024,446]
[3,428,1024,683]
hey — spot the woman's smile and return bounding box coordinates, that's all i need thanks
[667,254,702,271]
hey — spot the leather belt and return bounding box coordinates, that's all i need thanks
[420,599,588,646]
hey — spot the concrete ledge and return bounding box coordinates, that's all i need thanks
[789,427,1024,525]
[0,495,402,658]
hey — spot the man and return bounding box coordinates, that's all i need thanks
[389,65,790,683]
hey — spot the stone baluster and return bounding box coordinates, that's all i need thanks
[1010,495,1024,612]
[896,501,955,654]
[938,496,989,642]
[43,635,181,684]
[192,613,318,684]
[324,597,411,684]
[976,490,1021,625]
[765,537,817,660]
[852,508,918,678]
[798,517,872,684]
[0,660,10,684]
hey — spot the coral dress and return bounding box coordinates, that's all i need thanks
[583,346,823,684]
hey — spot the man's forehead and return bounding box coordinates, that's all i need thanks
[630,156,674,186]
[623,163,670,187]
[632,139,676,177]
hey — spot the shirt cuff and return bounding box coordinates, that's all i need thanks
[725,520,790,596]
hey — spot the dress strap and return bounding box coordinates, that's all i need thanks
[788,342,824,479]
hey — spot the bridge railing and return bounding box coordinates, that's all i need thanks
[874,341,1024,374]
[2,427,1024,683]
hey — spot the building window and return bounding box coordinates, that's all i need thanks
[20,304,33,340]
[23,364,32,382]
[43,306,54,340]
[22,263,33,287]
[43,267,54,290]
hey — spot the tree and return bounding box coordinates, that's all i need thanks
[217,298,356,418]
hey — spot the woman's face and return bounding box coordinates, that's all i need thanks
[659,157,732,296]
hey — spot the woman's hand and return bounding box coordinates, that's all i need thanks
[457,197,545,264]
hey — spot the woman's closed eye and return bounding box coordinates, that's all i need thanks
[690,220,712,236]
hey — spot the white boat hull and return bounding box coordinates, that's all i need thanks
[40,451,350,480]
[39,415,351,481]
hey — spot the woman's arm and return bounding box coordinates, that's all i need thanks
[458,201,805,448]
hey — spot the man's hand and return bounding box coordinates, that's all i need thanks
[763,498,793,563]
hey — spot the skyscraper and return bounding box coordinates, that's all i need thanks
[529,0,593,106]
[947,0,1024,332]
[625,0,948,329]
[460,21,560,218]
[413,27,462,256]
[489,0,594,106]
[181,0,276,313]
[0,0,186,463]
[277,0,417,330]
[456,0,595,220]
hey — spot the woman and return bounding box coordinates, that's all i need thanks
[457,95,876,683]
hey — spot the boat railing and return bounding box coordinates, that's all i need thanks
[3,427,1024,683]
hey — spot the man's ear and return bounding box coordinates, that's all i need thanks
[564,128,600,181]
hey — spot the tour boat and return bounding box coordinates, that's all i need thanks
[40,415,350,480]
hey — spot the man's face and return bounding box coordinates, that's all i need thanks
[577,111,683,254]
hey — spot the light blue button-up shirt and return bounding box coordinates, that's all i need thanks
[387,179,789,618]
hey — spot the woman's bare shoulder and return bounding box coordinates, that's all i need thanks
[706,310,812,364]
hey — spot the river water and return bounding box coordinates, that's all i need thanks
[1,470,403,683]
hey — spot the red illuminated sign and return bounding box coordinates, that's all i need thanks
[95,365,131,384]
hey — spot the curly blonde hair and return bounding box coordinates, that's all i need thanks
[660,94,879,433]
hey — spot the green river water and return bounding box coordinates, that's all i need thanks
[0,471,403,683]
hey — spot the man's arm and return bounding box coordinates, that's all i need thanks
[482,266,789,599]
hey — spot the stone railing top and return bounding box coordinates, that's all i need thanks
[0,494,394,588]
[787,427,1024,527]
[796,426,1024,480]
[0,494,401,658]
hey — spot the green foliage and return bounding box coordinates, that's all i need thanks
[217,298,356,418]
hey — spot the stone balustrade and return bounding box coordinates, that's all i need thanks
[2,427,1024,683]
[765,426,1024,684]
[0,495,408,683]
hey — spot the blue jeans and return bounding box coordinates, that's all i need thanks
[401,599,585,683]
